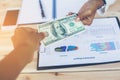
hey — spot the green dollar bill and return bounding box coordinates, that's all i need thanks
[38,14,85,46]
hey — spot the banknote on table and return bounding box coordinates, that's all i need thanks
[38,14,85,46]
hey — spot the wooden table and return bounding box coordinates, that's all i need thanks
[1,0,120,80]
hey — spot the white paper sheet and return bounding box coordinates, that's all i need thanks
[17,0,87,24]
[56,0,87,18]
[38,17,120,70]
[17,0,52,24]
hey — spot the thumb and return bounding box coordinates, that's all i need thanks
[75,10,88,22]
[37,32,46,41]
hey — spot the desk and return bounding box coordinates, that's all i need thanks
[0,0,120,80]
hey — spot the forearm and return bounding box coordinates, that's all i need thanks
[0,45,34,80]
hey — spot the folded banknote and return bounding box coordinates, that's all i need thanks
[38,14,85,46]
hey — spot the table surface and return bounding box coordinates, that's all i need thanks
[1,0,120,80]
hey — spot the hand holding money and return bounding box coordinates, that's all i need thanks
[38,14,85,46]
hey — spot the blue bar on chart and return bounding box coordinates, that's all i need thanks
[90,42,116,52]
[55,45,78,52]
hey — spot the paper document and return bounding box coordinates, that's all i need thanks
[37,17,120,70]
[17,0,87,24]
[17,0,52,24]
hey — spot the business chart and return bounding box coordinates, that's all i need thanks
[38,17,120,70]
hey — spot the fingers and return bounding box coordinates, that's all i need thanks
[67,11,93,25]
[13,27,46,42]
[79,9,92,19]
[67,12,75,15]
[81,17,93,25]
[16,27,38,33]
[75,15,92,25]
[37,32,46,41]
[76,10,95,25]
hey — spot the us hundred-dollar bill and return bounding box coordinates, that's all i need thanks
[38,14,85,46]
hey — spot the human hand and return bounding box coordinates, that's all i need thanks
[75,0,104,25]
[12,27,45,51]
[11,27,45,63]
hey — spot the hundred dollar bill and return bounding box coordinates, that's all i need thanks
[38,14,85,46]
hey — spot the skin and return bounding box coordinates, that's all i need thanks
[77,0,104,25]
[69,0,104,25]
[0,27,45,80]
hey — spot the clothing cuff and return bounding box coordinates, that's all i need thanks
[97,0,116,15]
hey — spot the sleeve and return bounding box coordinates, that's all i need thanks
[97,0,116,15]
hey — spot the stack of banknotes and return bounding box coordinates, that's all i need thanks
[38,14,85,46]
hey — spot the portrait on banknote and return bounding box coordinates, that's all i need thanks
[51,21,67,38]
